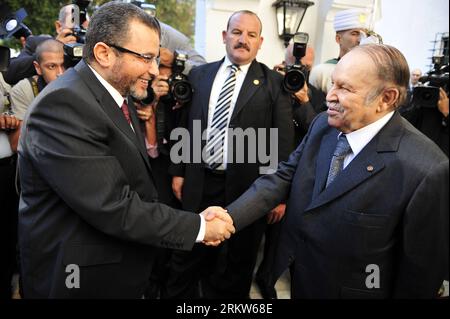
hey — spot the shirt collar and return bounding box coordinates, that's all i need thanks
[341,111,395,157]
[88,64,126,108]
[222,56,251,75]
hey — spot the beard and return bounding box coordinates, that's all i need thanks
[109,60,131,96]
[108,60,149,101]
[130,81,148,101]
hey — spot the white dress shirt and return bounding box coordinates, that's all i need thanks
[341,111,395,169]
[206,56,251,170]
[88,64,206,241]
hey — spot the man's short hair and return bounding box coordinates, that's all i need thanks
[35,39,64,64]
[83,2,161,62]
[354,44,410,108]
[226,10,262,35]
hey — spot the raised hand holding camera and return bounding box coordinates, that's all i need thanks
[160,50,193,106]
[283,32,309,93]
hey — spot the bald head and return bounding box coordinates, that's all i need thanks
[35,39,64,63]
[285,44,315,71]
[410,68,422,86]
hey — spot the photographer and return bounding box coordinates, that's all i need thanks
[9,39,66,152]
[401,61,449,157]
[159,22,207,76]
[4,3,89,85]
[274,43,326,143]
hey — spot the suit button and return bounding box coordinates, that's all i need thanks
[288,255,294,265]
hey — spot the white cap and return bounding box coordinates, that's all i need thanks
[334,8,368,32]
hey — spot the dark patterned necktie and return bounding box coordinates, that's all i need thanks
[205,64,240,169]
[121,100,131,124]
[326,134,352,187]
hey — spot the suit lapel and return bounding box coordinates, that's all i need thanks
[74,61,152,172]
[230,60,265,121]
[200,61,223,124]
[306,112,404,212]
[311,130,339,200]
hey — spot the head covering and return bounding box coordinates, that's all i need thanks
[334,8,368,32]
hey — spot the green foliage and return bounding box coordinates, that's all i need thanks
[153,0,196,42]
[3,0,69,36]
[3,0,196,43]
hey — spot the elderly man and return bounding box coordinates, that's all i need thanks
[309,8,367,95]
[226,44,449,298]
[17,2,234,299]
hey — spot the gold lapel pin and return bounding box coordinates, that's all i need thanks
[367,165,374,172]
[253,79,260,85]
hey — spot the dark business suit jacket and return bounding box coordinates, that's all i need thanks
[170,59,294,211]
[228,112,449,298]
[18,60,200,298]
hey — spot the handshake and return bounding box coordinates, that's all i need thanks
[200,206,235,247]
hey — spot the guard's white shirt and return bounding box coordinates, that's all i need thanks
[207,56,251,170]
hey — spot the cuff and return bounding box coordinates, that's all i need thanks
[195,214,206,242]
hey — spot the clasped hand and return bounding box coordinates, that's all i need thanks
[200,206,235,247]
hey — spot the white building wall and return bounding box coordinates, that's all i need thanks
[374,0,449,73]
[195,0,449,71]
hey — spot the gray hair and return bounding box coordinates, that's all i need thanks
[83,1,161,62]
[354,44,410,108]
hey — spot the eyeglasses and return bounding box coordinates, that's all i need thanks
[107,43,160,65]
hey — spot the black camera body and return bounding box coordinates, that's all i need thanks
[63,42,84,68]
[412,56,449,108]
[283,32,309,93]
[71,26,86,44]
[162,51,193,105]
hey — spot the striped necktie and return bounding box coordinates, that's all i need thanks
[326,134,352,187]
[205,64,239,170]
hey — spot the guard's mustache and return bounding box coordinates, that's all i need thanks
[234,43,250,51]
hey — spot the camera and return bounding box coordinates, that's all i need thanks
[412,55,449,109]
[64,42,84,68]
[418,55,449,92]
[161,51,193,105]
[283,32,309,93]
[63,1,91,68]
[63,1,90,44]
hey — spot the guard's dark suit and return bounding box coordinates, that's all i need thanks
[167,59,294,298]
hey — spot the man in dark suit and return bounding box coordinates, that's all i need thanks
[255,44,326,299]
[17,2,234,299]
[166,10,294,298]
[226,44,449,298]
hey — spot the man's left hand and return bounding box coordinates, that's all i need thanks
[293,82,309,104]
[267,203,286,224]
[437,87,449,118]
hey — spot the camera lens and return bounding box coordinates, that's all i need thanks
[283,69,305,93]
[422,91,432,101]
[173,81,192,104]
